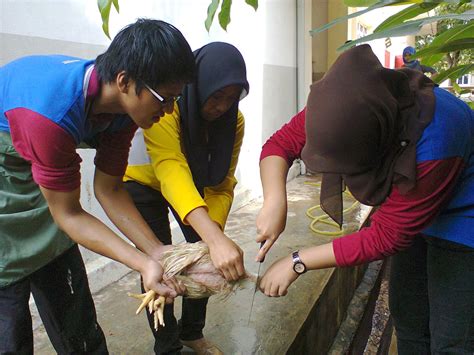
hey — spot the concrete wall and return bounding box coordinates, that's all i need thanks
[297,0,313,110]
[327,0,349,67]
[312,0,329,82]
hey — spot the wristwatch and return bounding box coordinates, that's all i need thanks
[292,250,307,275]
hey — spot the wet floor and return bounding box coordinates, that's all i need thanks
[34,174,367,354]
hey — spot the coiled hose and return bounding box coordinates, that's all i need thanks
[304,181,360,236]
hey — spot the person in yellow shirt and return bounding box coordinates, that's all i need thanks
[124,42,249,355]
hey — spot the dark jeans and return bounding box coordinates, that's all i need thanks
[0,245,108,355]
[125,181,208,355]
[389,235,474,354]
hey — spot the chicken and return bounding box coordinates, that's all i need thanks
[128,241,253,330]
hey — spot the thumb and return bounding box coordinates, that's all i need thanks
[256,239,273,262]
[152,283,178,299]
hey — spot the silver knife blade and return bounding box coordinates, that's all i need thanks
[247,242,265,326]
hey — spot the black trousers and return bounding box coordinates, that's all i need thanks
[125,181,208,355]
[0,245,108,355]
[390,235,474,354]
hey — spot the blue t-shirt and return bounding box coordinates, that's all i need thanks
[0,55,133,144]
[418,87,474,247]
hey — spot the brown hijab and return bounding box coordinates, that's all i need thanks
[301,44,436,227]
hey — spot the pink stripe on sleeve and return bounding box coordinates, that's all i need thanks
[6,108,82,191]
[94,123,137,176]
[260,108,307,165]
[333,157,465,266]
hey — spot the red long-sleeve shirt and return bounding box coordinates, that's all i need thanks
[260,109,464,266]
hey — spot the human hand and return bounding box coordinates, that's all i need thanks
[207,232,245,282]
[149,244,174,263]
[259,255,298,297]
[140,257,184,300]
[255,201,287,262]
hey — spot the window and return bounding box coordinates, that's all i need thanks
[357,23,368,39]
[456,75,471,86]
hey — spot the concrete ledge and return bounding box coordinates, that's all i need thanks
[35,174,368,353]
[288,264,367,354]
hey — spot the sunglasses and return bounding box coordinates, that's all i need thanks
[144,83,181,106]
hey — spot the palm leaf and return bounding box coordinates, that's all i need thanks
[311,1,389,36]
[311,1,442,36]
[344,0,381,6]
[421,21,474,66]
[374,3,440,33]
[433,63,474,84]
[413,38,474,58]
[337,12,474,51]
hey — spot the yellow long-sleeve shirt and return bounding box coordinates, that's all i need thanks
[124,105,244,230]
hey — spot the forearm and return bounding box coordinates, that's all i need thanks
[260,155,289,206]
[298,242,337,270]
[97,185,163,253]
[204,177,236,229]
[185,206,244,281]
[94,170,163,258]
[184,206,225,246]
[55,208,149,273]
[41,184,176,297]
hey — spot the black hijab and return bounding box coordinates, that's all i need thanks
[301,44,436,227]
[178,42,249,189]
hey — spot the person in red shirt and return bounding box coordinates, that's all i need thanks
[0,19,195,353]
[255,45,473,353]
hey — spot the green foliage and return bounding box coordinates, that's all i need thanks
[218,0,233,31]
[345,0,380,6]
[433,63,474,83]
[417,22,474,66]
[245,0,258,11]
[414,1,474,94]
[413,38,474,58]
[310,1,388,35]
[97,0,120,39]
[311,0,474,95]
[337,12,473,51]
[206,0,258,32]
[205,0,221,32]
[97,0,258,35]
[374,3,440,33]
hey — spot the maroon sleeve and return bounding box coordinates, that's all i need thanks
[6,108,82,191]
[260,108,307,165]
[333,157,465,266]
[94,123,137,176]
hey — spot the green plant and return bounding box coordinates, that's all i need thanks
[97,0,258,37]
[311,0,474,105]
[97,0,119,39]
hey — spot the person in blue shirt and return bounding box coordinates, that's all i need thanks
[402,46,437,78]
[0,18,195,353]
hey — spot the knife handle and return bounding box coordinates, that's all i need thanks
[259,242,265,263]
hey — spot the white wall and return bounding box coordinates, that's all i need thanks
[353,4,413,68]
[1,1,302,259]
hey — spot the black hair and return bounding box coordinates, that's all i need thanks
[95,18,195,94]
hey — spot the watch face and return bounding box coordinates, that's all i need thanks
[294,262,306,274]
